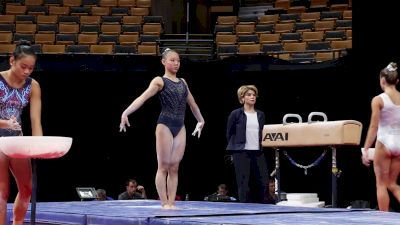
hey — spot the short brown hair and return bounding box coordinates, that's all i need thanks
[237,85,258,104]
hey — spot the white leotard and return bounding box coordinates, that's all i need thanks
[377,93,400,156]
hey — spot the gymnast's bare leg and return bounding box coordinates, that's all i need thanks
[10,158,32,225]
[373,141,400,211]
[0,152,32,225]
[0,152,10,225]
[388,153,400,206]
[155,124,186,209]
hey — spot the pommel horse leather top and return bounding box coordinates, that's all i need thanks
[262,112,363,148]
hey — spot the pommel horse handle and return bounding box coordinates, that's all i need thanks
[283,114,302,125]
[308,112,328,123]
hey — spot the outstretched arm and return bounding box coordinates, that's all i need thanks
[362,96,382,166]
[186,87,205,138]
[30,79,43,136]
[120,77,163,132]
[181,79,205,137]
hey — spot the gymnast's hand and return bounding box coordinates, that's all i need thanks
[361,148,371,167]
[119,113,130,132]
[192,122,204,138]
[8,116,21,131]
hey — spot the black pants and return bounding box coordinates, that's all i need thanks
[233,151,268,203]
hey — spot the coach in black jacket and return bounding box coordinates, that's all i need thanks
[226,85,269,204]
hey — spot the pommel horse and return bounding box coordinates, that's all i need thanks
[262,112,362,207]
[0,136,72,225]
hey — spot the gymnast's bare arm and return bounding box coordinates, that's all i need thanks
[182,79,205,137]
[120,76,163,132]
[362,96,382,166]
[30,79,43,136]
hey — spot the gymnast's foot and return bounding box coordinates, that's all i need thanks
[162,204,178,210]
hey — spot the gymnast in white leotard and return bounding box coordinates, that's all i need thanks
[363,62,400,211]
[376,92,400,155]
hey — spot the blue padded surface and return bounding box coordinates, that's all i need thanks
[152,210,400,225]
[6,200,399,225]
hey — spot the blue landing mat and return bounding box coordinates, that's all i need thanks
[7,200,400,225]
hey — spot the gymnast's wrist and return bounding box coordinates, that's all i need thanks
[122,110,129,118]
[0,120,7,128]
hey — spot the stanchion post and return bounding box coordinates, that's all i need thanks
[275,148,281,202]
[30,159,37,225]
[331,146,337,208]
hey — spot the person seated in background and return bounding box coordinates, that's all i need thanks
[204,184,237,202]
[118,179,147,200]
[266,178,278,204]
[96,189,114,201]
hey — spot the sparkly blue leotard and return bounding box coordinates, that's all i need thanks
[0,75,32,137]
[157,77,188,137]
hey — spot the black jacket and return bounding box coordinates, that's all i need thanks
[226,107,265,151]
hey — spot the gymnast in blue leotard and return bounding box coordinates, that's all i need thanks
[157,76,188,137]
[119,48,205,209]
[363,62,400,211]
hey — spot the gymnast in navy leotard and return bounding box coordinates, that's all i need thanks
[157,77,188,137]
[119,48,205,209]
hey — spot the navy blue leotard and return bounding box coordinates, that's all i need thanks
[157,77,188,137]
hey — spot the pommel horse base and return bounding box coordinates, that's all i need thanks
[0,136,73,225]
[262,112,362,207]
